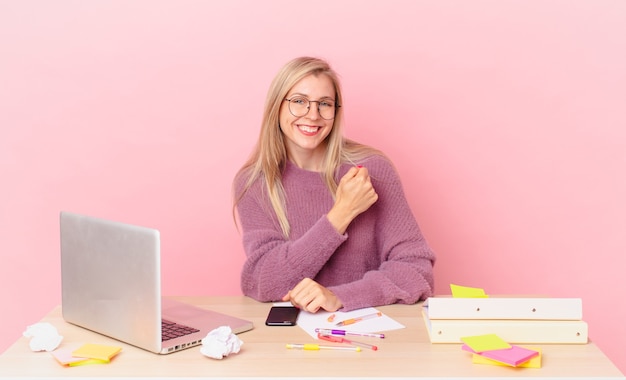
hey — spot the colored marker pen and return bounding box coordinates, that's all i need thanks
[315,328,385,339]
[318,333,378,351]
[286,344,361,352]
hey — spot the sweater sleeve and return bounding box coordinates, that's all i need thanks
[236,178,348,302]
[328,157,436,311]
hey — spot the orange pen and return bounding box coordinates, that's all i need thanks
[335,312,382,327]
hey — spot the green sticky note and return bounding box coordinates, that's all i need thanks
[461,334,511,353]
[450,284,489,298]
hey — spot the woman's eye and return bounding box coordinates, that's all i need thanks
[292,98,307,105]
[320,101,334,108]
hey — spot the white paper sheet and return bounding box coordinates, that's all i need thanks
[273,302,405,339]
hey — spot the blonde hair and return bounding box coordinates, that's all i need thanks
[233,57,380,237]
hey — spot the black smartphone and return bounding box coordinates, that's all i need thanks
[265,306,300,326]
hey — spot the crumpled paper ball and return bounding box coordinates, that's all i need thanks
[23,322,63,352]
[200,326,243,359]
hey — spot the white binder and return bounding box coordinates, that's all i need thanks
[422,310,588,344]
[425,297,583,320]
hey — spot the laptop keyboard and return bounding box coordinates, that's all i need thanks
[161,319,200,342]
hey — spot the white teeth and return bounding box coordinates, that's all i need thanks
[298,125,319,133]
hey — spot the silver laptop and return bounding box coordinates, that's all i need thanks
[60,211,254,354]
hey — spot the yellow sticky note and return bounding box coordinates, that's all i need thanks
[472,347,542,368]
[461,334,511,353]
[450,284,489,298]
[69,358,109,367]
[72,343,122,362]
[51,347,107,366]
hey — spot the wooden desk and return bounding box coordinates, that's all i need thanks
[0,296,623,379]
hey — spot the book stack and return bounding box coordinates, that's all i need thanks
[422,297,588,344]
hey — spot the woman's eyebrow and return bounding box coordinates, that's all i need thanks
[287,92,335,100]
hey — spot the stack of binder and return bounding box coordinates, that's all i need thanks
[422,297,588,344]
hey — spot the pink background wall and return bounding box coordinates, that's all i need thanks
[1,0,624,372]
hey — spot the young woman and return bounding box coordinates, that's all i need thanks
[233,57,435,313]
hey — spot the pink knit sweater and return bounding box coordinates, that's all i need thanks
[235,154,435,311]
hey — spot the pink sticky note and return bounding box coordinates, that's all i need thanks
[50,347,107,366]
[462,344,540,366]
[472,347,543,368]
[51,348,90,365]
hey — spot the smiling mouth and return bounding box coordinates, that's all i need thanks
[297,125,321,133]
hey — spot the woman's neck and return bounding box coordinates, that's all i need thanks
[286,147,326,172]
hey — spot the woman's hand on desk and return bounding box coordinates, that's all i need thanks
[282,278,343,313]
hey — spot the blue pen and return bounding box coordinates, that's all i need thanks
[315,328,385,339]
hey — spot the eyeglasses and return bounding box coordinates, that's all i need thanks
[284,96,340,120]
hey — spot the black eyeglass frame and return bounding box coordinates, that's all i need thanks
[283,97,341,120]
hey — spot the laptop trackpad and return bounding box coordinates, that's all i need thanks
[162,299,210,321]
